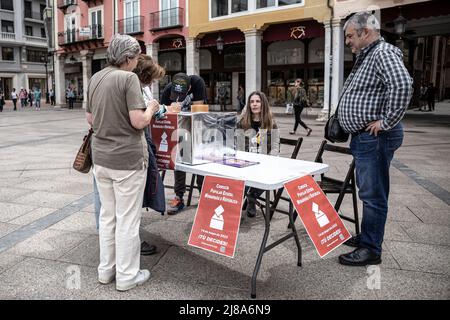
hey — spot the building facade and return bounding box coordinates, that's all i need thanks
[0,0,49,100]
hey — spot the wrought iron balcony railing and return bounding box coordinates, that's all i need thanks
[117,16,144,35]
[149,7,184,31]
[57,24,103,45]
[57,0,77,9]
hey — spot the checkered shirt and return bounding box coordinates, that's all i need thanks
[338,38,413,133]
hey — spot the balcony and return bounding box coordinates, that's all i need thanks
[150,7,184,31]
[1,32,15,40]
[25,35,48,45]
[58,24,103,46]
[57,0,77,10]
[117,16,144,35]
[24,11,44,22]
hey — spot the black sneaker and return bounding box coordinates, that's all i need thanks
[140,241,157,256]
[247,200,256,218]
[167,196,185,215]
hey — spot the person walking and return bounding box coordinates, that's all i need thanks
[337,12,413,266]
[426,83,436,112]
[288,79,312,136]
[85,34,159,291]
[11,88,17,111]
[19,88,27,108]
[28,90,33,107]
[0,91,4,112]
[237,91,279,217]
[237,85,245,112]
[34,87,42,111]
[49,89,55,106]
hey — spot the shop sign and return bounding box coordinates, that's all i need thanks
[290,26,306,39]
[150,113,178,170]
[188,176,245,258]
[284,175,351,258]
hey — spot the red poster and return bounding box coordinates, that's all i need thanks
[188,176,245,258]
[150,113,178,170]
[284,175,351,258]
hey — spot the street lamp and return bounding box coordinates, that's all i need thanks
[393,9,407,36]
[216,34,224,54]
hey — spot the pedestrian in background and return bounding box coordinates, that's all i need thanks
[34,87,42,111]
[0,90,4,112]
[28,90,33,107]
[86,34,159,292]
[427,83,436,112]
[338,12,413,266]
[11,88,17,111]
[49,89,55,106]
[237,91,279,217]
[288,79,312,136]
[19,88,27,108]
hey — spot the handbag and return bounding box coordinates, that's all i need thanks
[73,128,93,173]
[285,103,293,114]
[324,112,349,143]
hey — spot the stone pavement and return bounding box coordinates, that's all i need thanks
[0,101,449,300]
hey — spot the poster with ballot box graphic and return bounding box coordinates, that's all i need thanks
[284,175,351,258]
[188,176,245,258]
[150,113,178,170]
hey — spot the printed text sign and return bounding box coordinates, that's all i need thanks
[150,113,178,170]
[284,175,351,257]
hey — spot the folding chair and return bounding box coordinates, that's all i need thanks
[293,140,360,234]
[251,137,304,219]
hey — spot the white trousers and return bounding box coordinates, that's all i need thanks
[93,164,147,284]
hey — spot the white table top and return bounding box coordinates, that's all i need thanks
[175,151,329,190]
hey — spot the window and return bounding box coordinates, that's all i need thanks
[41,28,46,38]
[211,0,228,18]
[24,1,32,18]
[267,40,304,65]
[1,47,14,61]
[1,20,14,33]
[40,4,46,20]
[279,0,302,6]
[231,0,247,13]
[257,0,275,8]
[160,0,178,28]
[26,49,46,63]
[25,26,33,36]
[0,0,13,11]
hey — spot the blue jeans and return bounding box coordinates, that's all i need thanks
[93,176,101,230]
[350,122,404,256]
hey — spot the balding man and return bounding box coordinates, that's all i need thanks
[337,12,413,266]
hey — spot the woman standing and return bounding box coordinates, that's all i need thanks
[85,34,159,292]
[237,91,279,217]
[11,88,17,111]
[289,79,312,136]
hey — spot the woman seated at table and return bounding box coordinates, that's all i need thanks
[236,91,280,218]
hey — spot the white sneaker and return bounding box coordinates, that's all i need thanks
[98,272,115,285]
[116,269,150,291]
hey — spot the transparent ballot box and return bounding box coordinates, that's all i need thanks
[177,112,237,165]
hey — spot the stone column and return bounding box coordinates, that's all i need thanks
[80,50,93,110]
[54,53,66,107]
[146,42,160,99]
[186,37,200,76]
[330,19,344,115]
[244,29,262,95]
[430,36,440,88]
[317,20,331,121]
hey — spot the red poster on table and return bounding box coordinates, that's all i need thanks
[188,176,245,258]
[284,175,351,258]
[150,113,178,170]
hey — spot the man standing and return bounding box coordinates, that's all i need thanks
[160,73,207,215]
[426,83,436,112]
[337,12,413,266]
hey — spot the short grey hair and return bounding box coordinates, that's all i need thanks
[343,11,380,35]
[106,34,141,66]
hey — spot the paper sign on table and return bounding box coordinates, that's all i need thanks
[284,175,351,258]
[150,113,178,170]
[188,176,245,258]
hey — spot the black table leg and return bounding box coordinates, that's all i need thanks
[288,201,302,267]
[251,190,271,299]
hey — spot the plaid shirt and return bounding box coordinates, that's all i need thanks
[338,38,413,133]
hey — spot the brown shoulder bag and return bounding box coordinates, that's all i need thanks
[73,128,94,173]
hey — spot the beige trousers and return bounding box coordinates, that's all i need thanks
[93,164,147,285]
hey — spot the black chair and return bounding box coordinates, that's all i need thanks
[252,137,304,219]
[292,140,360,234]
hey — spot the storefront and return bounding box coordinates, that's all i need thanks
[198,30,245,108]
[0,77,13,99]
[64,62,83,102]
[158,36,186,98]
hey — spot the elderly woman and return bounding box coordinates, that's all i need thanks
[85,34,159,292]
